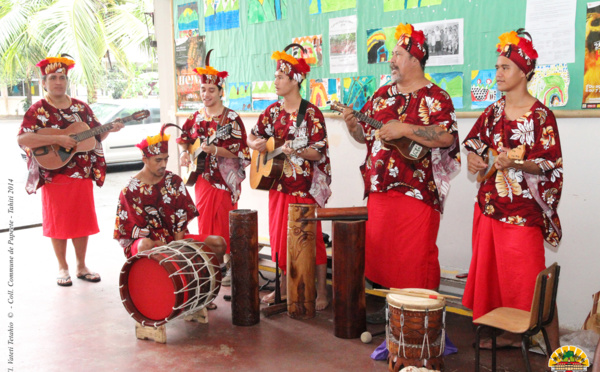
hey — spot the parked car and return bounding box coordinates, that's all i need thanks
[91,99,162,164]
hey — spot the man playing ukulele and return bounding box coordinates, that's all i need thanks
[341,23,460,323]
[17,55,124,287]
[462,29,563,351]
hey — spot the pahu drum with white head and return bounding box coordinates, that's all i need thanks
[386,288,446,371]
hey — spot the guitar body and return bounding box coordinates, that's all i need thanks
[250,137,286,190]
[477,145,526,183]
[182,138,204,187]
[32,122,96,170]
[382,135,429,161]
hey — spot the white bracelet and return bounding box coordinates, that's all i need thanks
[213,146,218,156]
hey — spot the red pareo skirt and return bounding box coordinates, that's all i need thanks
[41,175,99,239]
[194,177,236,254]
[462,204,546,320]
[365,190,441,290]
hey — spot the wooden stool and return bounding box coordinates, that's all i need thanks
[134,308,209,343]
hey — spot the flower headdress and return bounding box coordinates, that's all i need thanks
[271,43,311,83]
[394,23,427,62]
[136,123,181,157]
[496,29,538,78]
[193,49,229,88]
[37,56,75,76]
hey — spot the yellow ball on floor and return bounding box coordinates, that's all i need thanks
[360,331,372,343]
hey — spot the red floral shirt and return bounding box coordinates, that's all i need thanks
[463,97,563,246]
[251,100,332,207]
[177,107,251,203]
[114,171,199,258]
[19,98,107,190]
[359,83,460,213]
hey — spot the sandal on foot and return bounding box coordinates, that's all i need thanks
[57,275,72,287]
[76,272,101,283]
[206,303,218,311]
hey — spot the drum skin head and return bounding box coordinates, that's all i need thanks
[386,288,445,310]
[128,258,176,321]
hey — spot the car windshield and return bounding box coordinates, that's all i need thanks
[90,103,120,123]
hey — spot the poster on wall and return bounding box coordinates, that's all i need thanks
[204,0,240,32]
[329,15,358,74]
[415,18,463,67]
[527,64,570,107]
[471,69,500,110]
[175,35,206,112]
[291,35,323,67]
[248,0,287,24]
[309,0,356,15]
[342,76,377,111]
[309,78,341,109]
[525,0,576,64]
[380,74,392,87]
[177,2,200,38]
[228,82,252,111]
[383,0,442,12]
[583,1,600,108]
[425,71,463,109]
[367,27,396,65]
[252,81,278,111]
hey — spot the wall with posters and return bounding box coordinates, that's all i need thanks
[155,0,600,330]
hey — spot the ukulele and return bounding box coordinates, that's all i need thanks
[476,145,526,182]
[330,100,430,161]
[182,123,233,187]
[249,136,309,190]
[32,110,149,170]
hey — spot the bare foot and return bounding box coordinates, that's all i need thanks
[260,290,287,304]
[316,292,329,311]
[478,334,522,349]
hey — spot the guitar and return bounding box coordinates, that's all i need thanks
[330,100,430,161]
[476,145,526,182]
[249,136,309,190]
[31,110,149,170]
[182,123,233,187]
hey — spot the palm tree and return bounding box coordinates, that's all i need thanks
[0,0,153,104]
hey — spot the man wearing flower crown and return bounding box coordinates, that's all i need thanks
[462,29,562,350]
[17,55,124,287]
[247,45,332,310]
[177,50,250,286]
[114,128,225,266]
[342,23,461,322]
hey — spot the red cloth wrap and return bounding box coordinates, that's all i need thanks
[462,204,545,320]
[194,177,236,253]
[365,190,440,289]
[268,190,326,273]
[41,175,99,239]
[130,234,210,257]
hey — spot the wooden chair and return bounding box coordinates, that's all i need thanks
[474,262,560,372]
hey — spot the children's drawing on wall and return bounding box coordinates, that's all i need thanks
[248,0,286,24]
[383,0,442,11]
[252,81,278,111]
[309,0,356,15]
[471,69,500,110]
[291,35,323,67]
[342,76,377,111]
[426,71,464,109]
[177,2,200,38]
[528,64,570,108]
[228,82,252,111]
[204,0,240,32]
[310,78,341,109]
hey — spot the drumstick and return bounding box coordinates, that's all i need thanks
[374,288,461,300]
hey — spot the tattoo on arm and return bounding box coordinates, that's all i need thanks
[351,126,366,143]
[412,126,442,142]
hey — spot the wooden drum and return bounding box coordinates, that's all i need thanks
[386,289,446,371]
[119,239,222,327]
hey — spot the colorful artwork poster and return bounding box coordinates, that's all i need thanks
[425,71,463,109]
[367,27,396,64]
[342,76,377,111]
[177,2,200,38]
[380,74,392,87]
[228,82,252,111]
[300,80,308,100]
[291,35,323,67]
[204,0,240,32]
[309,78,341,109]
[248,0,287,24]
[252,81,278,111]
[528,64,570,108]
[582,2,600,108]
[309,0,356,15]
[175,35,206,111]
[471,69,500,110]
[383,0,442,12]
